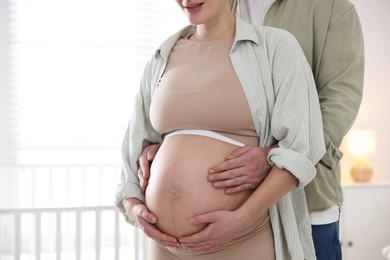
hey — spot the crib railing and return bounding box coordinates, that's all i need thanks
[0,164,149,260]
[0,205,148,260]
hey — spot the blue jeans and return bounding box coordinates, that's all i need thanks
[311,221,342,260]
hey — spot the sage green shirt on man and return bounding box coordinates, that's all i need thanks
[230,0,364,212]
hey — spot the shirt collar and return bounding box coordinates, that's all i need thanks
[155,16,260,60]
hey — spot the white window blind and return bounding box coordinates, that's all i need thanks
[6,0,187,164]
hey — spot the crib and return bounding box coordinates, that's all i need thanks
[0,164,148,260]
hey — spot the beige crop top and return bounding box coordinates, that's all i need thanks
[149,36,259,146]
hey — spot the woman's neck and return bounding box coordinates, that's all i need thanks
[190,14,236,42]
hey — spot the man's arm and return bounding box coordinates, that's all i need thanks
[305,2,364,209]
[316,2,364,165]
[314,1,364,152]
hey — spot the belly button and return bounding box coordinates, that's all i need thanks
[170,189,180,198]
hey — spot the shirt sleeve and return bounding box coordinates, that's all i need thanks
[316,3,364,170]
[114,57,163,225]
[266,30,326,187]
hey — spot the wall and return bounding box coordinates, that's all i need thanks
[341,0,390,183]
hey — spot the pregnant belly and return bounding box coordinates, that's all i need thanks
[145,135,252,238]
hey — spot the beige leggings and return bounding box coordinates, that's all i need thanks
[148,211,275,260]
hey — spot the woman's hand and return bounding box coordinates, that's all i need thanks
[124,198,179,248]
[179,209,248,252]
[137,144,161,192]
[208,145,273,194]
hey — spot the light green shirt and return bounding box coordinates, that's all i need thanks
[116,17,326,260]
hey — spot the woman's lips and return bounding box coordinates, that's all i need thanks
[184,2,204,13]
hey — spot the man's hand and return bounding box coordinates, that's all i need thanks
[208,146,272,194]
[138,144,161,192]
[123,198,179,248]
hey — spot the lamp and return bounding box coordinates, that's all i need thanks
[347,129,377,182]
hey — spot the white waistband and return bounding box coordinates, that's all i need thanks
[165,130,246,147]
[310,204,340,225]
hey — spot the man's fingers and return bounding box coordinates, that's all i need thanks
[140,143,160,163]
[138,169,148,192]
[225,146,252,160]
[138,144,161,180]
[147,144,161,160]
[212,176,258,193]
[212,175,243,188]
[208,167,243,182]
[209,158,244,174]
[138,158,151,176]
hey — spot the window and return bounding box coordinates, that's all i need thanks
[1,3,188,257]
[3,0,187,165]
[0,0,188,209]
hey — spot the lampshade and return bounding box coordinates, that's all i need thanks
[346,129,377,182]
[347,129,377,158]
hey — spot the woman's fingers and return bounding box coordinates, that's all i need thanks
[126,201,180,247]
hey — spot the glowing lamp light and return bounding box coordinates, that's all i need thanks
[347,130,377,182]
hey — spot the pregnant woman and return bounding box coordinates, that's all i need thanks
[115,1,325,259]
